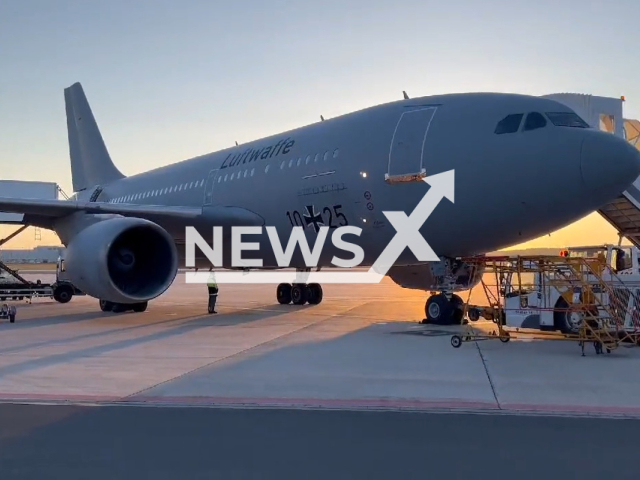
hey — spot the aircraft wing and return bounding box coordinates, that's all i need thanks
[0,197,264,231]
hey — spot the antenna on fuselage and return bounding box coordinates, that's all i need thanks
[320,115,325,121]
[235,141,238,146]
[403,91,409,99]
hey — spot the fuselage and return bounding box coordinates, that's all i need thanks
[72,92,640,271]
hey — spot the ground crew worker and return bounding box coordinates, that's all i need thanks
[207,272,218,314]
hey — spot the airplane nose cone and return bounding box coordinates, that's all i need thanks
[580,133,640,191]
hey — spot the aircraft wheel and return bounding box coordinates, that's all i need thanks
[132,301,148,313]
[277,283,292,304]
[468,308,480,322]
[99,299,114,312]
[291,283,308,305]
[307,283,323,305]
[111,303,128,313]
[450,294,465,323]
[425,294,453,325]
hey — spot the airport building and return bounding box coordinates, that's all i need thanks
[0,245,65,264]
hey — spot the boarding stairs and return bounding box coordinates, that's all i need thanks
[598,177,640,248]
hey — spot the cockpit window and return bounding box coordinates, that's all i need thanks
[523,112,547,131]
[545,112,590,128]
[495,114,523,134]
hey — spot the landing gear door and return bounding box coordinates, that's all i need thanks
[203,169,219,206]
[386,107,437,184]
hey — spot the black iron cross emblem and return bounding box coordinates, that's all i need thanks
[303,205,324,232]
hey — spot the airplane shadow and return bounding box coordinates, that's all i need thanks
[0,303,312,379]
[0,311,105,330]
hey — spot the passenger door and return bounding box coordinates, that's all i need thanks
[386,107,437,183]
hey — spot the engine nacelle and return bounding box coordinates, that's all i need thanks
[64,217,178,303]
[387,259,485,292]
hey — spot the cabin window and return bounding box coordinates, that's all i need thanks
[523,112,547,131]
[494,114,523,134]
[323,151,330,161]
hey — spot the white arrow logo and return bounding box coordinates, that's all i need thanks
[186,170,455,284]
[370,170,454,276]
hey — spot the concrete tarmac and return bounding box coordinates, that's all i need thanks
[2,273,640,415]
[2,403,639,480]
[2,274,640,478]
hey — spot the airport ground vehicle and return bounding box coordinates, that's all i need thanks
[0,257,84,304]
[0,304,17,323]
[456,246,640,355]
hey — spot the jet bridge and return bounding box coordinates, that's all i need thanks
[542,93,640,246]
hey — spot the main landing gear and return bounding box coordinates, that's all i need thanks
[99,299,148,313]
[276,283,323,305]
[422,293,465,325]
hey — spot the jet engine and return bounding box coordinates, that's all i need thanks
[63,217,178,303]
[387,258,485,292]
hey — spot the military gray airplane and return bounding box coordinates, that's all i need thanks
[0,82,638,323]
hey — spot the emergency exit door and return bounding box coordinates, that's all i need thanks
[387,107,437,183]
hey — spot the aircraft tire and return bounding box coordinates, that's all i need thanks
[307,283,323,305]
[277,283,292,304]
[425,294,454,325]
[291,283,308,305]
[450,294,465,323]
[111,303,129,313]
[132,301,148,313]
[99,299,114,312]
